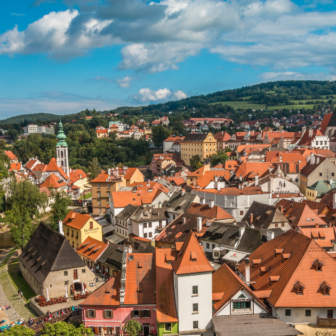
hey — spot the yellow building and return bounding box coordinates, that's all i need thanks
[181,133,217,165]
[62,211,102,249]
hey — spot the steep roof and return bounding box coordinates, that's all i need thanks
[300,156,326,177]
[5,150,17,160]
[69,169,87,183]
[212,262,267,314]
[325,110,336,128]
[9,163,21,172]
[81,273,121,306]
[39,173,67,189]
[172,231,213,275]
[238,230,336,308]
[182,133,208,142]
[164,135,185,142]
[25,159,39,170]
[124,253,156,305]
[199,186,265,196]
[300,227,336,249]
[187,203,233,220]
[19,223,85,284]
[296,129,324,146]
[156,248,178,323]
[76,237,109,262]
[63,211,93,230]
[235,162,273,179]
[46,158,68,180]
[214,131,231,142]
[162,191,196,214]
[32,164,47,172]
[111,189,162,208]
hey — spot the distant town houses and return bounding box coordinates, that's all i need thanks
[23,123,55,135]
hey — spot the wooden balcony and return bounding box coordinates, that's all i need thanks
[317,317,336,327]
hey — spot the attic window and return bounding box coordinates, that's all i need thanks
[88,244,96,251]
[320,281,331,295]
[294,281,305,295]
[282,254,291,262]
[269,276,280,285]
[138,262,143,269]
[260,266,270,276]
[313,259,324,272]
[252,259,262,267]
[190,252,198,262]
[274,249,284,257]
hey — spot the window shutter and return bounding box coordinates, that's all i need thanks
[94,327,98,334]
[86,310,89,318]
[104,327,107,331]
[111,311,114,318]
[103,310,106,318]
[131,311,134,318]
[93,310,96,318]
[148,309,151,317]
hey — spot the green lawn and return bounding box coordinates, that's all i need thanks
[80,192,92,200]
[0,248,17,269]
[8,261,35,303]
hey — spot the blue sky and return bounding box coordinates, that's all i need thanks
[1,0,336,118]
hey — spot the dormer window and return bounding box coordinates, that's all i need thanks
[313,259,324,272]
[282,254,291,262]
[274,249,284,257]
[320,281,331,295]
[260,266,270,276]
[294,281,305,295]
[191,252,198,262]
[252,259,262,268]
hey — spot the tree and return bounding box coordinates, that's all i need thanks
[152,125,171,148]
[40,322,93,336]
[210,151,229,166]
[50,192,71,230]
[225,147,232,152]
[190,155,203,170]
[5,180,48,248]
[88,157,100,181]
[3,325,35,336]
[123,319,142,336]
[7,129,18,141]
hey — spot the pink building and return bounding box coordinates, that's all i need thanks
[81,250,156,336]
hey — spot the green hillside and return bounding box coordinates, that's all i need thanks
[1,113,60,124]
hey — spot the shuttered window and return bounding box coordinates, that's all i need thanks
[131,310,140,318]
[103,310,113,319]
[86,309,96,318]
[142,309,151,318]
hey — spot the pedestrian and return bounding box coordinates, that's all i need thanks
[17,289,20,295]
[20,291,23,300]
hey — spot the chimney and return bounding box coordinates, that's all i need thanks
[200,197,205,205]
[279,205,284,213]
[250,213,253,224]
[267,231,275,241]
[217,183,220,191]
[181,189,186,197]
[183,217,187,224]
[214,175,218,183]
[197,217,202,232]
[58,220,64,236]
[128,245,133,253]
[209,199,214,208]
[333,192,336,210]
[239,226,245,237]
[158,201,162,208]
[239,174,243,182]
[245,257,250,285]
[255,175,259,186]
[120,246,128,304]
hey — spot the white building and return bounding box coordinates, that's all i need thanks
[24,124,54,135]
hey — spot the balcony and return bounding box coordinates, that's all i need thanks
[317,317,336,327]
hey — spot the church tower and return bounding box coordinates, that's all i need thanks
[56,119,69,177]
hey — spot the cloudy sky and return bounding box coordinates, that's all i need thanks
[1,0,336,118]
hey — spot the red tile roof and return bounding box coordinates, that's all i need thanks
[76,236,108,262]
[124,253,156,305]
[96,129,109,134]
[319,113,332,134]
[214,131,231,142]
[111,189,162,208]
[69,169,88,183]
[5,150,17,160]
[25,159,38,170]
[155,248,178,323]
[297,129,324,146]
[164,135,185,142]
[187,203,233,220]
[39,173,67,189]
[9,163,21,171]
[172,231,213,275]
[239,230,336,308]
[63,211,93,230]
[46,158,69,180]
[235,162,273,179]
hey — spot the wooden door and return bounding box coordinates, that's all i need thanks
[74,269,78,280]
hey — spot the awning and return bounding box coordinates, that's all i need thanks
[295,324,336,336]
[222,251,247,263]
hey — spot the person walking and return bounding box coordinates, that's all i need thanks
[20,291,23,300]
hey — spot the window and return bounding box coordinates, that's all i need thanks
[305,310,311,317]
[82,269,86,273]
[295,178,298,182]
[285,309,291,316]
[193,303,198,313]
[206,243,210,249]
[193,321,198,329]
[98,192,101,197]
[103,310,113,319]
[193,286,198,295]
[144,233,148,238]
[90,221,93,229]
[98,201,101,206]
[320,173,322,177]
[142,309,151,318]
[233,301,251,309]
[149,232,152,238]
[107,184,110,189]
[240,211,244,216]
[106,327,113,335]
[65,281,69,285]
[144,223,147,228]
[86,310,96,318]
[275,223,278,228]
[149,222,152,228]
[165,323,172,332]
[64,271,68,276]
[212,244,215,249]
[98,184,100,189]
[333,173,335,177]
[132,310,140,318]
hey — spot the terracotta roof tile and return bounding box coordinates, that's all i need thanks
[39,173,67,189]
[187,203,233,220]
[76,236,108,262]
[63,211,93,230]
[9,163,21,171]
[46,158,69,180]
[172,231,213,275]
[111,189,162,208]
[319,113,332,134]
[25,159,38,170]
[5,150,17,160]
[69,169,88,183]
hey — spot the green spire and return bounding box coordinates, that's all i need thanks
[56,118,68,147]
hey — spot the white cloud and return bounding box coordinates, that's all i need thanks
[133,88,187,102]
[116,76,132,88]
[259,71,336,81]
[2,0,336,73]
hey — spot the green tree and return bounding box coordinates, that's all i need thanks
[190,155,203,170]
[7,129,19,141]
[40,322,94,336]
[5,180,48,248]
[88,157,100,181]
[210,151,229,166]
[3,325,35,336]
[50,192,71,230]
[123,319,142,336]
[225,147,232,152]
[152,125,171,148]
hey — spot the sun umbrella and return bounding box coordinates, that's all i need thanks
[46,288,50,302]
